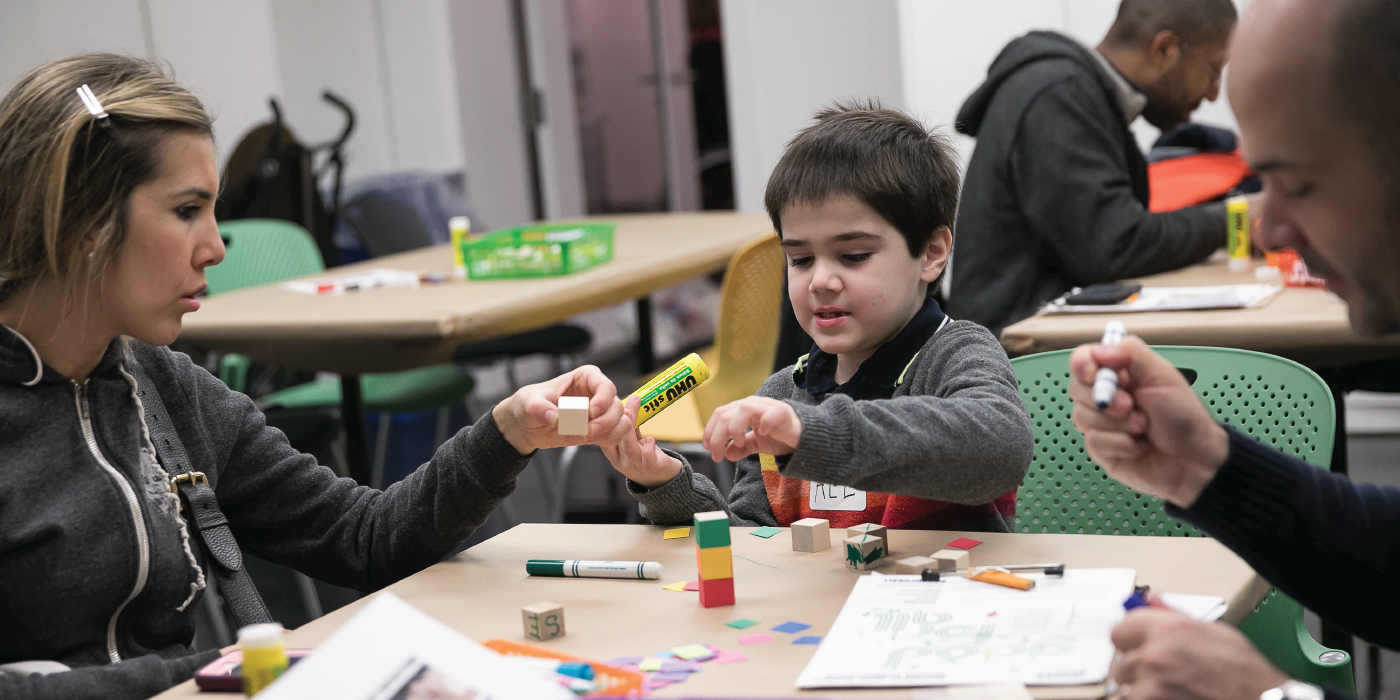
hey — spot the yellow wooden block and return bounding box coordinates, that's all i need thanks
[696,545,733,580]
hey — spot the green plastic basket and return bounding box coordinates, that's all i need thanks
[463,222,614,280]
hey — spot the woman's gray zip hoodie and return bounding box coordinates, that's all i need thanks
[0,328,532,699]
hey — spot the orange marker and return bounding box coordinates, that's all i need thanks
[969,569,1036,591]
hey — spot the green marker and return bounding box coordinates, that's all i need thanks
[526,559,663,580]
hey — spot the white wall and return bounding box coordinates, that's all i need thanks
[720,0,905,214]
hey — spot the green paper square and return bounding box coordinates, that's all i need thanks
[750,526,782,539]
[694,512,731,548]
[726,618,759,629]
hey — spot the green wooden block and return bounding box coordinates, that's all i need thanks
[693,510,731,548]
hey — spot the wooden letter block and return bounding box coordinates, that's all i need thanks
[894,555,937,575]
[522,602,565,641]
[930,548,970,571]
[847,523,888,540]
[693,511,731,549]
[843,534,885,570]
[696,545,733,580]
[556,396,590,436]
[698,577,735,607]
[790,517,830,553]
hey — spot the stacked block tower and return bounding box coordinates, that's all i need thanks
[693,511,735,607]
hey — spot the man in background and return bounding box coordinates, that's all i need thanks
[949,0,1237,334]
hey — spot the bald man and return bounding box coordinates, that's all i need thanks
[950,0,1238,335]
[1069,1,1400,699]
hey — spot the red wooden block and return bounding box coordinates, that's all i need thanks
[698,577,734,607]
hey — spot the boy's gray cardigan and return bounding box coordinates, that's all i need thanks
[628,320,1034,530]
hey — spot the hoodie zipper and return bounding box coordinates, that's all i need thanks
[74,381,150,663]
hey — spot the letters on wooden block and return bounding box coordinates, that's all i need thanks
[843,534,885,570]
[522,602,565,641]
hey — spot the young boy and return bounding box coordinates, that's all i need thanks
[601,102,1033,531]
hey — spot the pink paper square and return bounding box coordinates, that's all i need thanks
[683,580,699,591]
[714,650,748,665]
[738,633,773,645]
[947,537,983,550]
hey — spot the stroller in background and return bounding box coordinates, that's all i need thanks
[217,91,355,267]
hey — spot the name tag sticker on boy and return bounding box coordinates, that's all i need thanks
[809,483,866,511]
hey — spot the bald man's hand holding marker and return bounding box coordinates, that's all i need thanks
[1070,328,1287,699]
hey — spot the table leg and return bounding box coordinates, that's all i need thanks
[340,374,372,486]
[636,296,656,375]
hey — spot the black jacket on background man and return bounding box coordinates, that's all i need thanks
[948,31,1226,334]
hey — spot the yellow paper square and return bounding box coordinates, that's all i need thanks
[662,581,688,592]
[639,658,663,671]
[663,527,691,540]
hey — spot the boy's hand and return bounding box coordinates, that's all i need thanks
[702,396,802,463]
[599,396,684,488]
[492,365,632,455]
[1111,607,1287,700]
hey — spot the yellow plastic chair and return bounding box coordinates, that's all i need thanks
[640,233,784,444]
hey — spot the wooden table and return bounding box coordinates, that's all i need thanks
[154,524,1266,700]
[1000,258,1400,368]
[179,212,775,375]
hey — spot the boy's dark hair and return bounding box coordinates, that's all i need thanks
[764,100,961,267]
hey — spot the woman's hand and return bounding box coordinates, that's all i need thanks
[492,365,633,455]
[701,396,802,463]
[598,396,685,488]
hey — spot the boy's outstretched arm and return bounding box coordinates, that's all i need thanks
[710,325,1033,505]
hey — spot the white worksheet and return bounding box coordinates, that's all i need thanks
[796,568,1137,689]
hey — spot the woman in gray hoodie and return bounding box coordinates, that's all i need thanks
[0,54,629,699]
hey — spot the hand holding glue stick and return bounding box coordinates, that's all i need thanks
[1094,321,1126,409]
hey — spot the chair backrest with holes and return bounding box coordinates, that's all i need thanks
[692,234,784,423]
[207,219,326,295]
[1011,346,1335,536]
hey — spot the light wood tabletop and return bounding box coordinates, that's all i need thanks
[177,212,775,374]
[154,523,1265,699]
[999,257,1400,367]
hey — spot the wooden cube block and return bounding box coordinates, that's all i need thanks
[698,577,735,607]
[693,511,731,549]
[930,548,970,571]
[843,534,885,570]
[522,602,565,641]
[556,396,589,436]
[790,517,831,553]
[894,555,938,575]
[696,545,733,580]
[847,523,888,540]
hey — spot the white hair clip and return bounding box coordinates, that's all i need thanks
[76,84,111,126]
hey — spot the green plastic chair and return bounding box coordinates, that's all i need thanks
[209,219,475,487]
[1011,346,1354,695]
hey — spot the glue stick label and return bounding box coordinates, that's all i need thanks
[632,353,710,426]
[1227,196,1250,269]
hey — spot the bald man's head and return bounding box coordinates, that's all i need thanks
[1103,0,1238,50]
[1231,0,1400,336]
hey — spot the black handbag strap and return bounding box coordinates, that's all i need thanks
[125,358,273,629]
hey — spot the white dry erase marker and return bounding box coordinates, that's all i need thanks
[1093,321,1126,409]
[525,559,663,580]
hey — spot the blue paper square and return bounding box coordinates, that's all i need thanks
[771,621,812,634]
[793,635,822,645]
